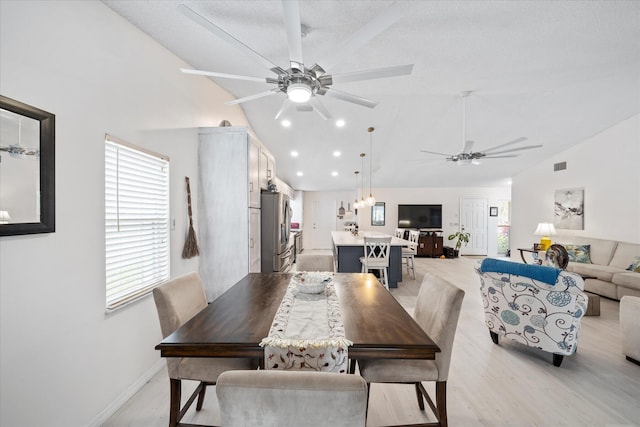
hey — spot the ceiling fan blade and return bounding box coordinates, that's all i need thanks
[481,155,520,159]
[324,88,378,108]
[274,98,291,120]
[481,137,528,154]
[225,89,280,105]
[462,140,474,154]
[319,1,405,70]
[420,150,455,157]
[281,0,304,70]
[483,144,543,156]
[331,64,414,84]
[309,98,332,120]
[180,68,268,83]
[178,4,279,73]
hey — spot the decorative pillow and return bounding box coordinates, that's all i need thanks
[545,244,569,270]
[627,256,640,273]
[561,244,591,263]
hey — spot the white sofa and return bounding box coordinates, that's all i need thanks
[555,236,640,300]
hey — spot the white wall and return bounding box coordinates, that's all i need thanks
[0,1,251,426]
[303,187,511,256]
[511,114,640,251]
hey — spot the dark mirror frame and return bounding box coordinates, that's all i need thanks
[371,202,385,226]
[0,95,55,236]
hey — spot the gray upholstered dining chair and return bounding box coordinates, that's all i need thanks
[216,370,368,427]
[295,253,335,272]
[360,236,392,289]
[357,273,465,427]
[153,272,254,427]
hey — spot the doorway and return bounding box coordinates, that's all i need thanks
[460,198,488,255]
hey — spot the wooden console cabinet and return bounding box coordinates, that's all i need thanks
[417,234,444,258]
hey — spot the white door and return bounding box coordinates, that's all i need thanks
[460,198,488,255]
[311,200,337,249]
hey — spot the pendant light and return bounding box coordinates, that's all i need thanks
[353,170,361,209]
[365,127,376,206]
[359,153,366,208]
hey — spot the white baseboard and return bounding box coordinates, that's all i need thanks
[86,358,165,427]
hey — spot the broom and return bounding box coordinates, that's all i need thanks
[182,176,200,259]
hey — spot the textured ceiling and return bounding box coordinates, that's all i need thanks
[103,0,640,191]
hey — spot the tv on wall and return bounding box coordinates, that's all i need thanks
[397,204,442,229]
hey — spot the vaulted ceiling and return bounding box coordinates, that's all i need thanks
[103,0,640,191]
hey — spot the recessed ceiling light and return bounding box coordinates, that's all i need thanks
[296,171,303,177]
[281,119,291,127]
[336,119,345,128]
[333,151,341,157]
[290,150,299,157]
[331,171,338,177]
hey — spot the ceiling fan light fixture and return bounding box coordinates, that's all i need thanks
[287,83,312,103]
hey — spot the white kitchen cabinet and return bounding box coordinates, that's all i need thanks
[198,126,261,299]
[248,139,260,208]
[260,148,276,190]
[249,207,261,273]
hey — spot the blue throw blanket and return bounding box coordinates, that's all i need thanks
[479,258,560,285]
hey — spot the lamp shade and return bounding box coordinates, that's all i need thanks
[534,223,557,236]
[534,222,556,251]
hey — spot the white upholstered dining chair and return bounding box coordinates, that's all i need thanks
[153,272,254,427]
[401,229,420,279]
[357,273,465,427]
[360,236,392,289]
[216,370,368,427]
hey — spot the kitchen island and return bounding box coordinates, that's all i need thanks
[331,231,410,288]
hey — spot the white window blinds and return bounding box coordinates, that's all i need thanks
[105,135,170,310]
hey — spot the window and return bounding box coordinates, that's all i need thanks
[105,135,170,311]
[496,200,511,255]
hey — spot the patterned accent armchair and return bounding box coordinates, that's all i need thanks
[475,259,588,367]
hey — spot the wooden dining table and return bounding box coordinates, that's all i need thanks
[156,272,440,363]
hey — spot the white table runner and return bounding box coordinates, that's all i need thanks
[260,275,352,372]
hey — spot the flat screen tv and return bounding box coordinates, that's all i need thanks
[398,204,442,229]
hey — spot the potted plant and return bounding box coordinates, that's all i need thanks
[448,227,471,257]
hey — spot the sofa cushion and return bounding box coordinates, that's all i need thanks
[556,236,617,266]
[566,262,623,282]
[612,272,640,292]
[562,244,592,263]
[609,242,640,270]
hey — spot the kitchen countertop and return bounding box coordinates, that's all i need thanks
[331,231,409,246]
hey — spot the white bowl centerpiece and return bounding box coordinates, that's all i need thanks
[291,271,332,294]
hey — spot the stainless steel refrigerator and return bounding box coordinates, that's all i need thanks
[261,191,294,272]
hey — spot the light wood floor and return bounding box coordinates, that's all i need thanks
[104,256,640,427]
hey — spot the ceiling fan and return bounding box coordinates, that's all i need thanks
[420,91,542,165]
[0,117,39,159]
[177,1,414,120]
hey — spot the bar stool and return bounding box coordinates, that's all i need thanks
[360,236,392,289]
[402,230,419,278]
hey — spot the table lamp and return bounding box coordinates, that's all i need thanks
[0,211,10,224]
[534,222,557,251]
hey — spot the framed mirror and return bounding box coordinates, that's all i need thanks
[0,95,55,236]
[371,202,385,226]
